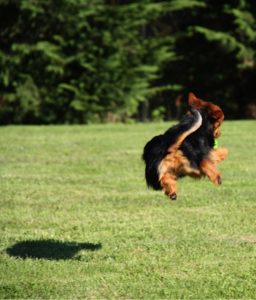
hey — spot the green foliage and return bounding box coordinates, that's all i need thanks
[151,106,166,122]
[0,0,176,123]
[159,0,256,118]
[191,26,254,67]
[0,0,256,123]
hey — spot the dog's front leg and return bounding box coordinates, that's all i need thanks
[200,159,222,185]
[211,147,229,163]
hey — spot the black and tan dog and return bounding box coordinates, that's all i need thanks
[142,93,228,200]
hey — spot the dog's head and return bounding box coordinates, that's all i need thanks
[188,92,224,138]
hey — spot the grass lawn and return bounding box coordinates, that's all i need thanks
[0,121,256,299]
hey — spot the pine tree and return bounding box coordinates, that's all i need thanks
[160,0,256,118]
[1,0,255,123]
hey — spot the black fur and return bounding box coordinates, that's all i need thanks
[142,108,214,190]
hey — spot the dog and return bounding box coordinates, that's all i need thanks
[142,93,228,200]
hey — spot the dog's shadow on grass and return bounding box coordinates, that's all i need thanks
[6,239,102,260]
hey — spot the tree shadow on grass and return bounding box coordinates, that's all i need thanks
[6,239,102,260]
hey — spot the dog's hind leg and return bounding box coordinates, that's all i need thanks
[158,160,177,199]
[159,173,178,200]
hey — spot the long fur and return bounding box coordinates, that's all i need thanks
[142,93,228,200]
[142,108,202,190]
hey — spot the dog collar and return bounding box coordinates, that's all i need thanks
[213,139,219,149]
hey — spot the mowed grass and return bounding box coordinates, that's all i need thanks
[0,121,256,299]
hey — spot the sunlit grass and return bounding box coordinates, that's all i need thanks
[0,121,255,299]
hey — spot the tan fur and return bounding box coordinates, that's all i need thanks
[158,150,201,198]
[188,92,224,138]
[168,110,202,152]
[157,93,228,199]
[200,147,228,185]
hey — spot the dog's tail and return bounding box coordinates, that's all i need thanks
[168,108,202,152]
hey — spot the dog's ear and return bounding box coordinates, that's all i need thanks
[208,103,224,122]
[188,92,224,121]
[188,93,225,137]
[208,103,224,137]
[188,92,206,108]
[188,92,198,106]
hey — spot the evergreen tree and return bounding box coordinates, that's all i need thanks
[0,0,175,123]
[159,0,256,118]
[0,0,255,123]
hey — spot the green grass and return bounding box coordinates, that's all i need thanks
[0,121,256,299]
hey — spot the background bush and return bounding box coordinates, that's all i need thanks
[0,0,256,124]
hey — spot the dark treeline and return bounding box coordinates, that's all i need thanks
[0,0,256,124]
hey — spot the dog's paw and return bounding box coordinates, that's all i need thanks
[169,193,177,200]
[215,175,222,185]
